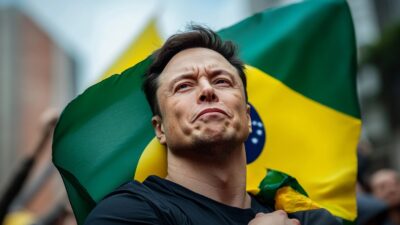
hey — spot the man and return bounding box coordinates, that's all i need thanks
[84,26,340,225]
[370,169,400,225]
[370,169,400,208]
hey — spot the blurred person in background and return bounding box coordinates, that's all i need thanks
[356,142,390,225]
[0,109,74,225]
[370,169,400,225]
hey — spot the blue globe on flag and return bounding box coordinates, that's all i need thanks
[245,103,266,164]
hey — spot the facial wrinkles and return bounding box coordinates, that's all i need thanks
[160,48,244,98]
[156,48,249,145]
[194,69,237,121]
[171,75,236,133]
[199,69,245,124]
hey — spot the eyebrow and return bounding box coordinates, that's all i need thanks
[207,68,236,80]
[168,73,197,90]
[168,68,236,89]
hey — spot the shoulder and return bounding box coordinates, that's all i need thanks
[84,180,162,225]
[289,208,342,225]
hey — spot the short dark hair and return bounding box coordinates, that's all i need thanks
[142,25,247,116]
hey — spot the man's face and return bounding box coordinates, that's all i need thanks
[370,170,400,207]
[152,48,251,156]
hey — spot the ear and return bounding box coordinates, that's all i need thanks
[246,104,252,133]
[152,115,166,145]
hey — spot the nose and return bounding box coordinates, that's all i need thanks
[197,79,218,103]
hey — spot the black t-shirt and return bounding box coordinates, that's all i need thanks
[85,176,341,225]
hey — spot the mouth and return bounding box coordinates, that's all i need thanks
[193,108,230,122]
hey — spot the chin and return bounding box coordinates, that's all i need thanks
[197,125,248,142]
[196,135,226,145]
[195,132,245,148]
[197,128,229,140]
[169,133,246,161]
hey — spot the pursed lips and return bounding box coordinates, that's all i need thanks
[192,108,231,122]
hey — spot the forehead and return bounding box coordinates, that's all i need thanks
[159,48,237,80]
[372,171,398,185]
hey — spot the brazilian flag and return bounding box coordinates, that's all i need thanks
[52,0,361,224]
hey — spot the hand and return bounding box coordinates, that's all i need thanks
[248,210,300,225]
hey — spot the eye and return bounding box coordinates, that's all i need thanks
[214,78,231,87]
[174,82,192,92]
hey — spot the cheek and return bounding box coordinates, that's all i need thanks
[232,104,250,131]
[163,99,192,134]
[164,98,187,119]
[232,94,248,119]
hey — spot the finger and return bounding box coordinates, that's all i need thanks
[289,218,301,225]
[255,213,264,218]
[275,209,287,217]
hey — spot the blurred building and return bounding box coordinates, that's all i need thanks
[0,5,76,224]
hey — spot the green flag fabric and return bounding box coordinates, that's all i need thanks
[53,1,361,224]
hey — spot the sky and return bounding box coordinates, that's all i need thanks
[2,0,255,91]
[0,0,382,93]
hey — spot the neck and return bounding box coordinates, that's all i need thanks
[166,144,250,209]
